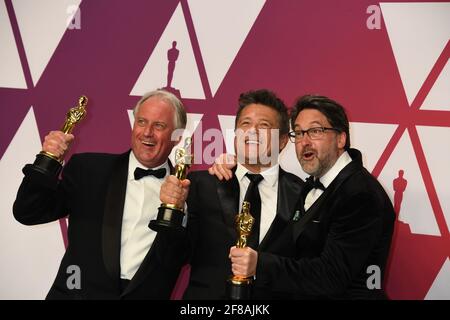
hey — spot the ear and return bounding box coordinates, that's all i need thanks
[279,134,289,152]
[337,131,346,150]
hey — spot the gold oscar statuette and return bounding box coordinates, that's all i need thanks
[227,201,254,300]
[30,96,88,176]
[149,137,193,233]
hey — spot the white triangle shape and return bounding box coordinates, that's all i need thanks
[417,126,450,232]
[0,0,26,88]
[130,3,205,99]
[380,2,450,106]
[127,109,135,129]
[217,114,236,155]
[0,107,65,299]
[127,109,203,165]
[425,258,450,300]
[378,130,440,236]
[422,59,450,111]
[349,122,398,172]
[188,0,266,96]
[12,0,81,86]
[279,141,308,180]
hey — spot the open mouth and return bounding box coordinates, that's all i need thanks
[244,135,261,145]
[302,151,315,161]
[141,140,156,147]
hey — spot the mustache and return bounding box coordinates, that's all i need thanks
[302,147,316,154]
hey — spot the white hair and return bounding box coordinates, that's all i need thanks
[133,89,187,129]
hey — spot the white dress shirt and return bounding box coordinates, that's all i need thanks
[304,151,352,211]
[235,163,279,244]
[120,152,169,280]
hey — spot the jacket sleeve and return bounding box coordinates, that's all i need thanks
[13,155,80,225]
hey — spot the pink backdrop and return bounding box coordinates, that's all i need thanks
[1,0,449,299]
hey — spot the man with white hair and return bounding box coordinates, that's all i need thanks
[14,89,188,299]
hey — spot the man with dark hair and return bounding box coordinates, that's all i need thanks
[160,89,303,299]
[235,89,290,136]
[285,94,395,298]
[13,89,187,299]
[208,94,395,299]
[290,94,351,149]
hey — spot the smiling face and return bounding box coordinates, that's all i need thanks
[234,103,288,172]
[293,109,346,178]
[131,96,178,168]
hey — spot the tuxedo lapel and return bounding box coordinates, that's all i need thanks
[168,160,175,175]
[259,168,302,250]
[293,155,361,239]
[102,151,129,283]
[216,175,240,232]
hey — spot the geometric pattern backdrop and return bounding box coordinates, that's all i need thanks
[1,0,449,299]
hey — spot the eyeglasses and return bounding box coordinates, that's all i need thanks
[288,127,341,142]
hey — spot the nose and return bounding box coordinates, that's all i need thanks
[299,134,312,147]
[243,127,258,139]
[248,126,257,133]
[143,124,154,137]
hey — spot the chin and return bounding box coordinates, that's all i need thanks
[245,157,259,166]
[301,164,315,175]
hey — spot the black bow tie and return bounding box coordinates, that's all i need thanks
[305,176,325,191]
[134,167,166,180]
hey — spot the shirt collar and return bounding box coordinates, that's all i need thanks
[319,151,352,188]
[235,162,279,187]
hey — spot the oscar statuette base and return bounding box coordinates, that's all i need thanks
[227,276,253,300]
[149,204,185,233]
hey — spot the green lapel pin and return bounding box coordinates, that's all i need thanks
[293,210,301,221]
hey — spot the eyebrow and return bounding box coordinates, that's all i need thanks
[136,118,167,125]
[239,116,272,123]
[294,121,323,129]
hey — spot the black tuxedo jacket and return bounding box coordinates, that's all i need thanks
[13,151,185,299]
[256,148,395,299]
[183,167,304,299]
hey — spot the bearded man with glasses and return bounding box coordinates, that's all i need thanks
[283,94,395,299]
